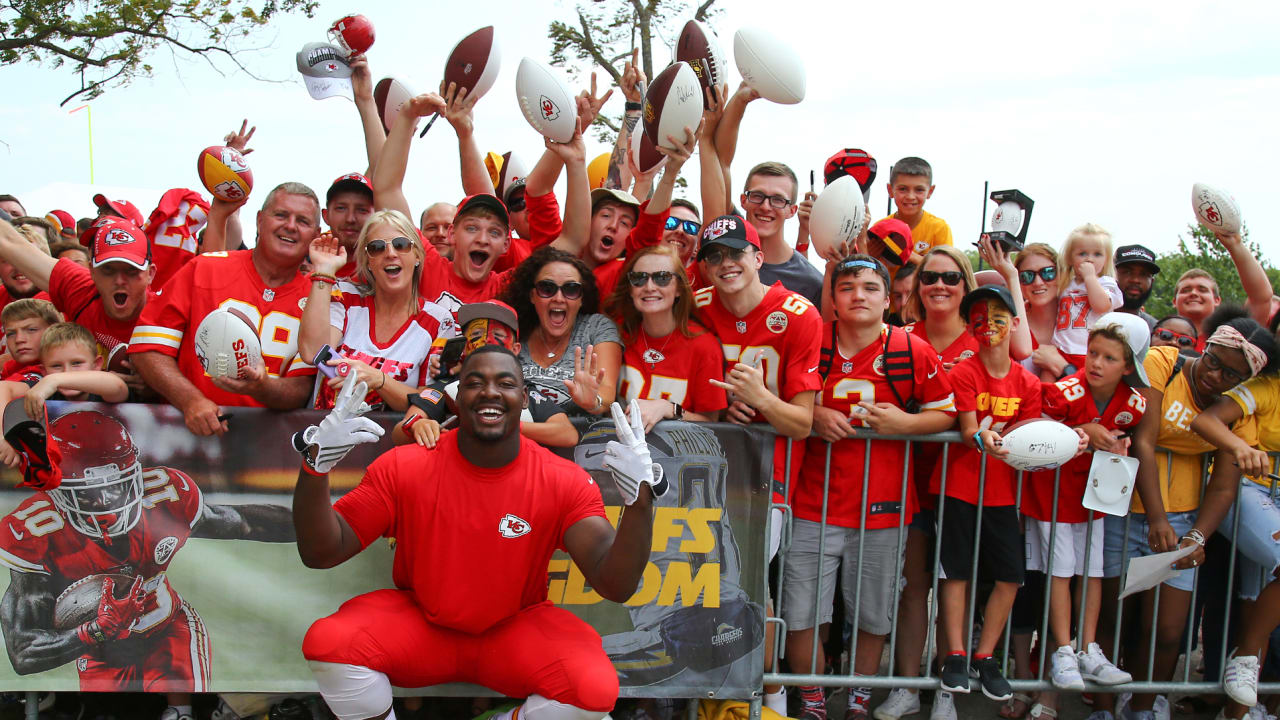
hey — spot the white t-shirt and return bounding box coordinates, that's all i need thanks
[1051,275,1122,358]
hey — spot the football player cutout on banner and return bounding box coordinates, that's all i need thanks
[0,407,295,695]
[293,350,666,720]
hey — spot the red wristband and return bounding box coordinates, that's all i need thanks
[402,413,422,434]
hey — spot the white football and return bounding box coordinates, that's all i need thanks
[675,20,728,105]
[630,121,668,175]
[194,308,262,379]
[643,61,702,150]
[515,58,577,143]
[733,26,806,104]
[809,175,866,258]
[1191,183,1242,235]
[999,419,1080,472]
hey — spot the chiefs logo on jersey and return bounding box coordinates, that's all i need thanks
[766,311,788,333]
[1114,411,1134,426]
[153,536,179,565]
[498,513,531,538]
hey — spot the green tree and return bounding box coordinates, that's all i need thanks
[1,0,316,105]
[1148,224,1280,321]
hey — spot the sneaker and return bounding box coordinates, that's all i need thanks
[929,692,956,720]
[1224,651,1260,707]
[844,707,869,720]
[874,689,921,720]
[800,709,828,720]
[1152,695,1171,720]
[1050,645,1086,690]
[939,655,970,694]
[1079,643,1133,685]
[972,656,1014,701]
[1085,713,1115,720]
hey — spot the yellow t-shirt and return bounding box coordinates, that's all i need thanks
[1226,374,1280,487]
[881,211,953,255]
[1136,346,1258,513]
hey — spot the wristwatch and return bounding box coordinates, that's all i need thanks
[671,401,684,420]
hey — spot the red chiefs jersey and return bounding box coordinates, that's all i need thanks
[903,322,980,367]
[2,360,42,385]
[0,467,202,646]
[145,189,209,290]
[49,258,158,363]
[795,324,957,529]
[904,322,979,511]
[931,356,1042,507]
[334,432,605,635]
[128,250,315,407]
[694,282,822,499]
[1022,371,1146,523]
[316,282,459,410]
[417,247,512,319]
[618,323,728,415]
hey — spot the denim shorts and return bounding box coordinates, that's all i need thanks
[1103,510,1198,592]
[1218,481,1280,601]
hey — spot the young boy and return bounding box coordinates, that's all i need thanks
[1,298,60,383]
[881,157,952,264]
[1024,312,1145,707]
[932,285,1042,702]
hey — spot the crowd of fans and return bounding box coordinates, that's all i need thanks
[2,43,1280,720]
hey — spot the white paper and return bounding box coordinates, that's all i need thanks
[1119,544,1198,599]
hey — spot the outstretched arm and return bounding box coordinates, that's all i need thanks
[194,502,296,542]
[1,572,89,675]
[371,93,447,218]
[132,351,227,437]
[293,467,365,568]
[349,55,386,177]
[698,84,729,222]
[440,82,491,196]
[713,82,761,205]
[606,49,646,190]
[564,488,654,603]
[1217,231,1274,324]
[0,219,56,290]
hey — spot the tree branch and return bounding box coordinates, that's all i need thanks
[694,0,717,21]
[575,8,622,85]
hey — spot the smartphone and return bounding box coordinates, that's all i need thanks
[313,345,338,379]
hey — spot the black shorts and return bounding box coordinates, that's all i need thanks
[937,496,1025,585]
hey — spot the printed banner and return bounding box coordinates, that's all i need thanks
[0,403,770,698]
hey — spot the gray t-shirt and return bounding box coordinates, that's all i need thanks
[518,313,622,417]
[760,249,824,310]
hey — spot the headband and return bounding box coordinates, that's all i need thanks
[836,259,882,273]
[1206,324,1267,376]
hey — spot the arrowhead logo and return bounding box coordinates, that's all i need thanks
[498,513,531,538]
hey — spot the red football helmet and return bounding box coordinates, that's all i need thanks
[328,15,375,56]
[46,411,143,540]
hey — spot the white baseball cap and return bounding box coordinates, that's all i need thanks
[296,42,353,101]
[1093,311,1152,388]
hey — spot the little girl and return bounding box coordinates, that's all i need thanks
[1048,223,1123,381]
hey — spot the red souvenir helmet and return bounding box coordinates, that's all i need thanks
[46,411,143,540]
[328,14,375,56]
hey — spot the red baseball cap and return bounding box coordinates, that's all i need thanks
[326,173,374,205]
[44,210,76,236]
[698,214,761,260]
[90,219,150,270]
[824,149,878,201]
[453,194,510,227]
[867,218,913,267]
[92,194,145,227]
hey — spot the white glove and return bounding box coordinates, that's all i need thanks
[602,400,668,505]
[293,371,385,473]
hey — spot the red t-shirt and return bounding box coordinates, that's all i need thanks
[48,258,158,363]
[1022,371,1147,523]
[0,287,53,354]
[128,250,315,407]
[795,324,956,529]
[694,282,822,499]
[931,356,1042,507]
[416,243,511,319]
[904,321,981,510]
[334,432,606,634]
[1,360,42,386]
[618,323,728,415]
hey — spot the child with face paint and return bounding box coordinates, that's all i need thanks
[932,285,1043,703]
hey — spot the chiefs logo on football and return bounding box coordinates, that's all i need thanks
[499,513,531,538]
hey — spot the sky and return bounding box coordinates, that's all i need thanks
[2,0,1278,263]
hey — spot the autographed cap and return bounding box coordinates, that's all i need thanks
[590,187,640,212]
[91,195,145,227]
[1114,244,1160,274]
[90,218,151,270]
[1093,311,1152,388]
[866,217,912,267]
[824,148,878,202]
[45,210,77,239]
[326,173,373,204]
[296,42,353,100]
[698,214,761,260]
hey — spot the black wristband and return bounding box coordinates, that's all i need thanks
[671,402,684,420]
[1060,363,1078,379]
[625,101,642,112]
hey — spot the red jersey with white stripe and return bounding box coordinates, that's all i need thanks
[693,282,822,498]
[334,433,605,635]
[795,323,957,529]
[904,321,979,510]
[1022,371,1146,523]
[416,245,511,319]
[0,467,201,644]
[317,281,459,409]
[618,323,728,415]
[49,258,158,363]
[128,250,315,407]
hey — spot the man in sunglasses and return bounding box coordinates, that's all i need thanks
[1113,244,1160,329]
[663,199,702,268]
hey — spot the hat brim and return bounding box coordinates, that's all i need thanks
[92,254,150,271]
[458,304,518,333]
[961,286,1015,319]
[456,194,510,226]
[304,76,353,100]
[697,237,751,260]
[590,187,640,210]
[1115,259,1160,275]
[327,178,373,204]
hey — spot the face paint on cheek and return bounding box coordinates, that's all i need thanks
[969,299,1013,347]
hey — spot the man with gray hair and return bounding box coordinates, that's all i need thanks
[130,182,321,435]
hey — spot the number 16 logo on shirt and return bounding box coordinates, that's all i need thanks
[499,514,531,538]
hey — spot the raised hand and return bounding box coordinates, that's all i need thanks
[309,232,348,276]
[563,344,605,413]
[440,81,478,138]
[224,119,256,156]
[402,92,447,121]
[657,119,703,172]
[620,48,646,103]
[602,400,668,504]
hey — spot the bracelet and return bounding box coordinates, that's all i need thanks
[625,101,642,111]
[402,413,422,433]
[310,272,337,285]
[376,372,387,390]
[671,401,684,420]
[1181,529,1206,547]
[972,430,985,452]
[591,394,604,413]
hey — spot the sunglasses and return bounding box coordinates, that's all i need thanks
[1153,328,1196,348]
[1201,349,1249,385]
[919,270,964,287]
[700,247,748,267]
[507,198,526,213]
[1018,266,1058,285]
[627,270,676,288]
[366,236,414,255]
[533,280,584,300]
[664,217,700,236]
[743,191,792,209]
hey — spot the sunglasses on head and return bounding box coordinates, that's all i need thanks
[700,247,748,267]
[533,280,584,300]
[1018,266,1057,285]
[919,270,963,287]
[1153,328,1196,348]
[366,236,414,255]
[664,217,700,236]
[627,270,676,288]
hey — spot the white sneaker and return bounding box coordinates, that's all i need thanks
[1050,645,1086,690]
[1224,651,1261,707]
[929,691,956,720]
[1153,695,1171,720]
[873,689,920,720]
[1079,642,1133,685]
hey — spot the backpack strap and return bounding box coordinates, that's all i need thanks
[882,326,918,412]
[1164,354,1186,390]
